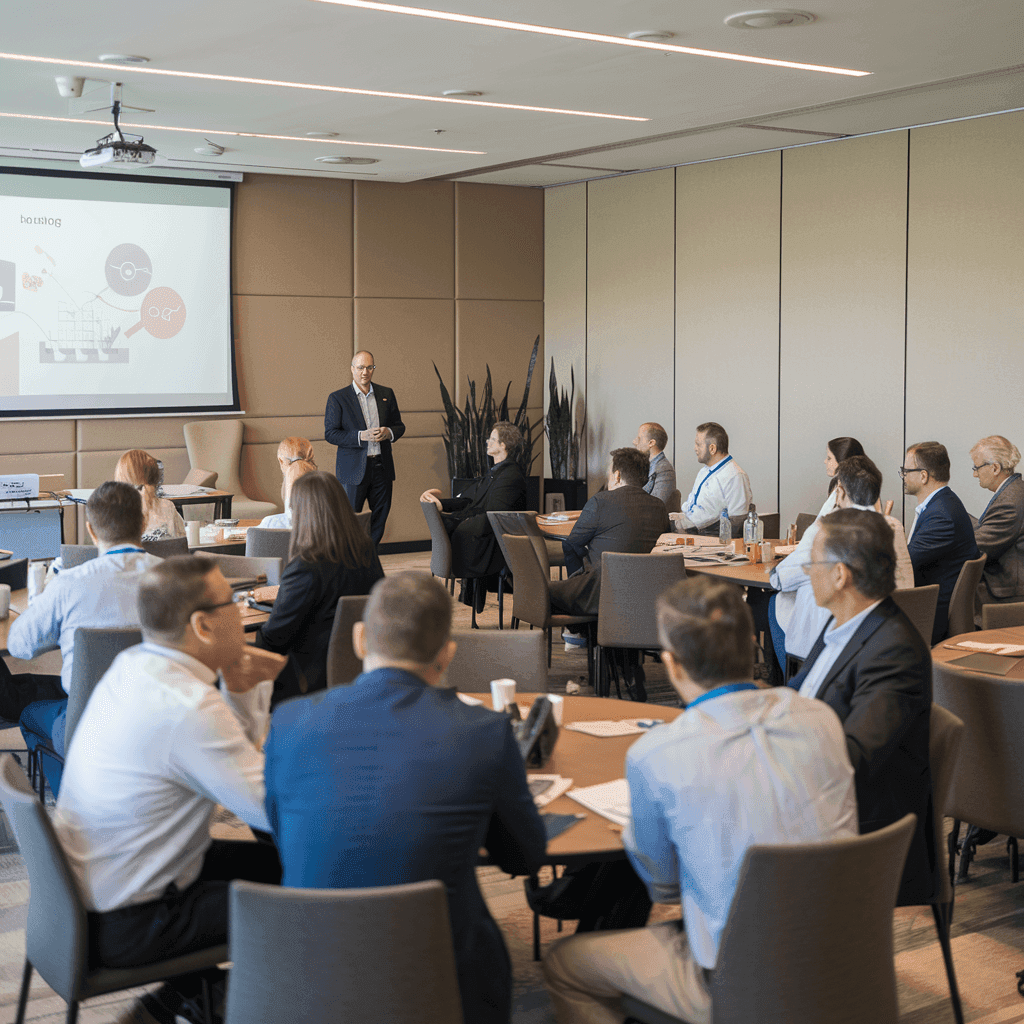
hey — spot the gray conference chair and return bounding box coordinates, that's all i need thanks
[59,545,98,570]
[664,489,682,514]
[0,557,29,590]
[421,501,454,593]
[245,528,292,562]
[354,509,372,537]
[445,628,547,693]
[946,553,986,637]
[891,584,940,645]
[197,552,283,587]
[981,601,1024,630]
[224,878,462,1024]
[486,510,542,629]
[326,595,369,688]
[794,512,818,542]
[595,551,687,701]
[0,755,225,1024]
[621,814,916,1024]
[140,535,190,558]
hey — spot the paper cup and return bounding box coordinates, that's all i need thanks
[546,693,564,725]
[186,521,202,545]
[490,678,516,712]
[0,584,9,619]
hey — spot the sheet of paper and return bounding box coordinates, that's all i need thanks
[159,483,204,496]
[567,778,631,826]
[528,773,574,807]
[565,720,646,738]
[954,640,1024,657]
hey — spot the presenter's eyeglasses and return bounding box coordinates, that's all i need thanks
[353,363,375,371]
[898,466,925,479]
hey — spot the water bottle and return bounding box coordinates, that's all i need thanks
[719,509,731,547]
[743,504,763,545]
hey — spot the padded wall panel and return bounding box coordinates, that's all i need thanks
[233,296,353,417]
[381,436,449,544]
[233,175,352,297]
[0,451,75,482]
[354,182,454,298]
[78,448,191,489]
[779,133,908,527]
[354,298,455,410]
[455,184,543,300]
[399,411,444,437]
[906,112,1024,520]
[0,420,75,455]
[544,184,587,478]
[241,416,326,445]
[586,169,675,492]
[676,152,781,514]
[454,301,544,410]
[77,417,188,452]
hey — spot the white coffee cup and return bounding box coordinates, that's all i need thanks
[186,521,202,546]
[27,562,46,604]
[546,693,564,726]
[490,678,517,712]
[0,584,10,619]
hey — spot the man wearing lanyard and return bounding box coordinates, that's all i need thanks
[544,577,857,1024]
[9,481,161,792]
[670,421,752,534]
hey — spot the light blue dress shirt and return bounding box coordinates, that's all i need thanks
[797,599,882,700]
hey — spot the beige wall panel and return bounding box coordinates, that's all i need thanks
[0,420,75,456]
[906,112,1024,520]
[454,301,544,411]
[354,298,455,410]
[382,436,449,544]
[353,182,454,298]
[400,412,444,437]
[233,296,353,417]
[779,133,908,527]
[77,417,188,452]
[586,169,675,492]
[455,184,544,301]
[0,451,74,482]
[233,175,352,297]
[241,416,326,445]
[677,152,781,514]
[544,183,587,479]
[78,448,190,489]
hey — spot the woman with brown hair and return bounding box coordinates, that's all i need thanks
[255,471,383,691]
[114,449,186,541]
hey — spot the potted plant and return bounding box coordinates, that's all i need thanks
[545,359,587,510]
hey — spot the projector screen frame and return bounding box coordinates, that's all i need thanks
[0,164,241,421]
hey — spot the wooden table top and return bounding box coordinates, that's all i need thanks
[535,510,582,539]
[190,519,262,551]
[511,693,681,863]
[932,626,1024,679]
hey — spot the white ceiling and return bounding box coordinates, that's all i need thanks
[2,0,1022,186]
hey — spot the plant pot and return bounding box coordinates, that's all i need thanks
[544,478,588,512]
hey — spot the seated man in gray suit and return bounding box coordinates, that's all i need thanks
[633,422,676,507]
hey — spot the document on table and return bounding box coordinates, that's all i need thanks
[528,774,573,807]
[567,779,631,827]
[159,484,205,496]
[950,640,1024,657]
[565,719,664,738]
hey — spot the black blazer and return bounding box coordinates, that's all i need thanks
[255,548,385,693]
[791,597,934,905]
[324,383,406,485]
[907,486,979,642]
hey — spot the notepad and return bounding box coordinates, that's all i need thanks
[951,640,1024,657]
[565,720,646,738]
[567,779,631,826]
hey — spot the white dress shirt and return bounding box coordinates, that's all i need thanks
[623,685,857,969]
[7,548,161,692]
[258,507,293,529]
[674,457,753,531]
[54,643,272,912]
[798,600,883,699]
[352,381,392,457]
[907,484,948,544]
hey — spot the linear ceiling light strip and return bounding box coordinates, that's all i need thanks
[0,52,647,121]
[311,0,871,77]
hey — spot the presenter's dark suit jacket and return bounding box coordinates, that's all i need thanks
[549,485,670,617]
[440,459,528,578]
[908,486,979,643]
[264,668,546,1024]
[791,597,934,905]
[974,474,1024,601]
[324,383,406,485]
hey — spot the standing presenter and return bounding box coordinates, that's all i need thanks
[325,350,405,544]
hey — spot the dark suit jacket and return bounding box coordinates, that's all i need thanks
[907,486,979,642]
[254,549,384,693]
[790,597,934,905]
[264,669,547,1024]
[550,485,670,616]
[974,474,1024,600]
[440,459,528,578]
[324,383,406,485]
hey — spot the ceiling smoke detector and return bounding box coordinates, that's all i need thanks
[442,90,482,97]
[724,9,816,29]
[627,30,675,42]
[315,155,379,165]
[98,54,151,64]
[305,131,339,138]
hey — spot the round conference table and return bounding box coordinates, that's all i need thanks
[932,626,1024,679]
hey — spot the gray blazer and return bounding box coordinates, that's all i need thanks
[644,452,677,506]
[975,474,1024,599]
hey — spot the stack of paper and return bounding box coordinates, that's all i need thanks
[567,779,631,826]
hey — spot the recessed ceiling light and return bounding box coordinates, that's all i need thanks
[310,1,868,76]
[305,131,340,137]
[724,9,816,29]
[98,54,150,64]
[442,89,482,97]
[315,155,379,164]
[627,31,675,42]
[0,52,648,120]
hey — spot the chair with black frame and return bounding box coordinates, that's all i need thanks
[140,535,190,558]
[420,500,488,628]
[664,489,682,514]
[444,628,547,692]
[890,584,940,646]
[595,551,688,702]
[0,754,226,1024]
[58,545,98,571]
[947,553,987,637]
[245,528,291,562]
[198,553,284,588]
[621,814,917,1024]
[981,601,1024,630]
[795,511,818,542]
[0,557,28,591]
[325,595,369,688]
[487,509,541,629]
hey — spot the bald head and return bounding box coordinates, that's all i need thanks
[351,350,376,391]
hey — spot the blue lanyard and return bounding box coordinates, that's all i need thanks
[688,455,733,512]
[104,546,146,556]
[686,681,757,710]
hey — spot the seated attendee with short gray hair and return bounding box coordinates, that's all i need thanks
[54,555,283,1024]
[264,571,546,1024]
[633,422,676,505]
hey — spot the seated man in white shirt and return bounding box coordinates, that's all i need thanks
[54,556,283,1023]
[543,576,857,1024]
[670,421,752,534]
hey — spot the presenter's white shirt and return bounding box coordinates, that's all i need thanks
[677,458,752,531]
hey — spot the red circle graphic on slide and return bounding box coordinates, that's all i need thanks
[138,286,187,339]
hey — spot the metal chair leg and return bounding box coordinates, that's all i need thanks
[930,902,965,1024]
[1010,836,1019,882]
[15,959,31,1024]
[497,572,505,630]
[948,820,961,890]
[65,1000,79,1024]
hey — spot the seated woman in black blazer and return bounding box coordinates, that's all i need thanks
[420,422,528,604]
[256,471,383,692]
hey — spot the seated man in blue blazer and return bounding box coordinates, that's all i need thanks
[902,441,979,643]
[264,572,546,1024]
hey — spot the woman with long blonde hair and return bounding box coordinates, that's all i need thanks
[114,450,186,541]
[260,437,317,529]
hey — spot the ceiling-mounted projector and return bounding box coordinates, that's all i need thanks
[79,82,157,169]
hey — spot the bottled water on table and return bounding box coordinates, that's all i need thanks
[719,509,731,546]
[743,504,763,544]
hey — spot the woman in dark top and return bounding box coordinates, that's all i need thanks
[256,471,383,692]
